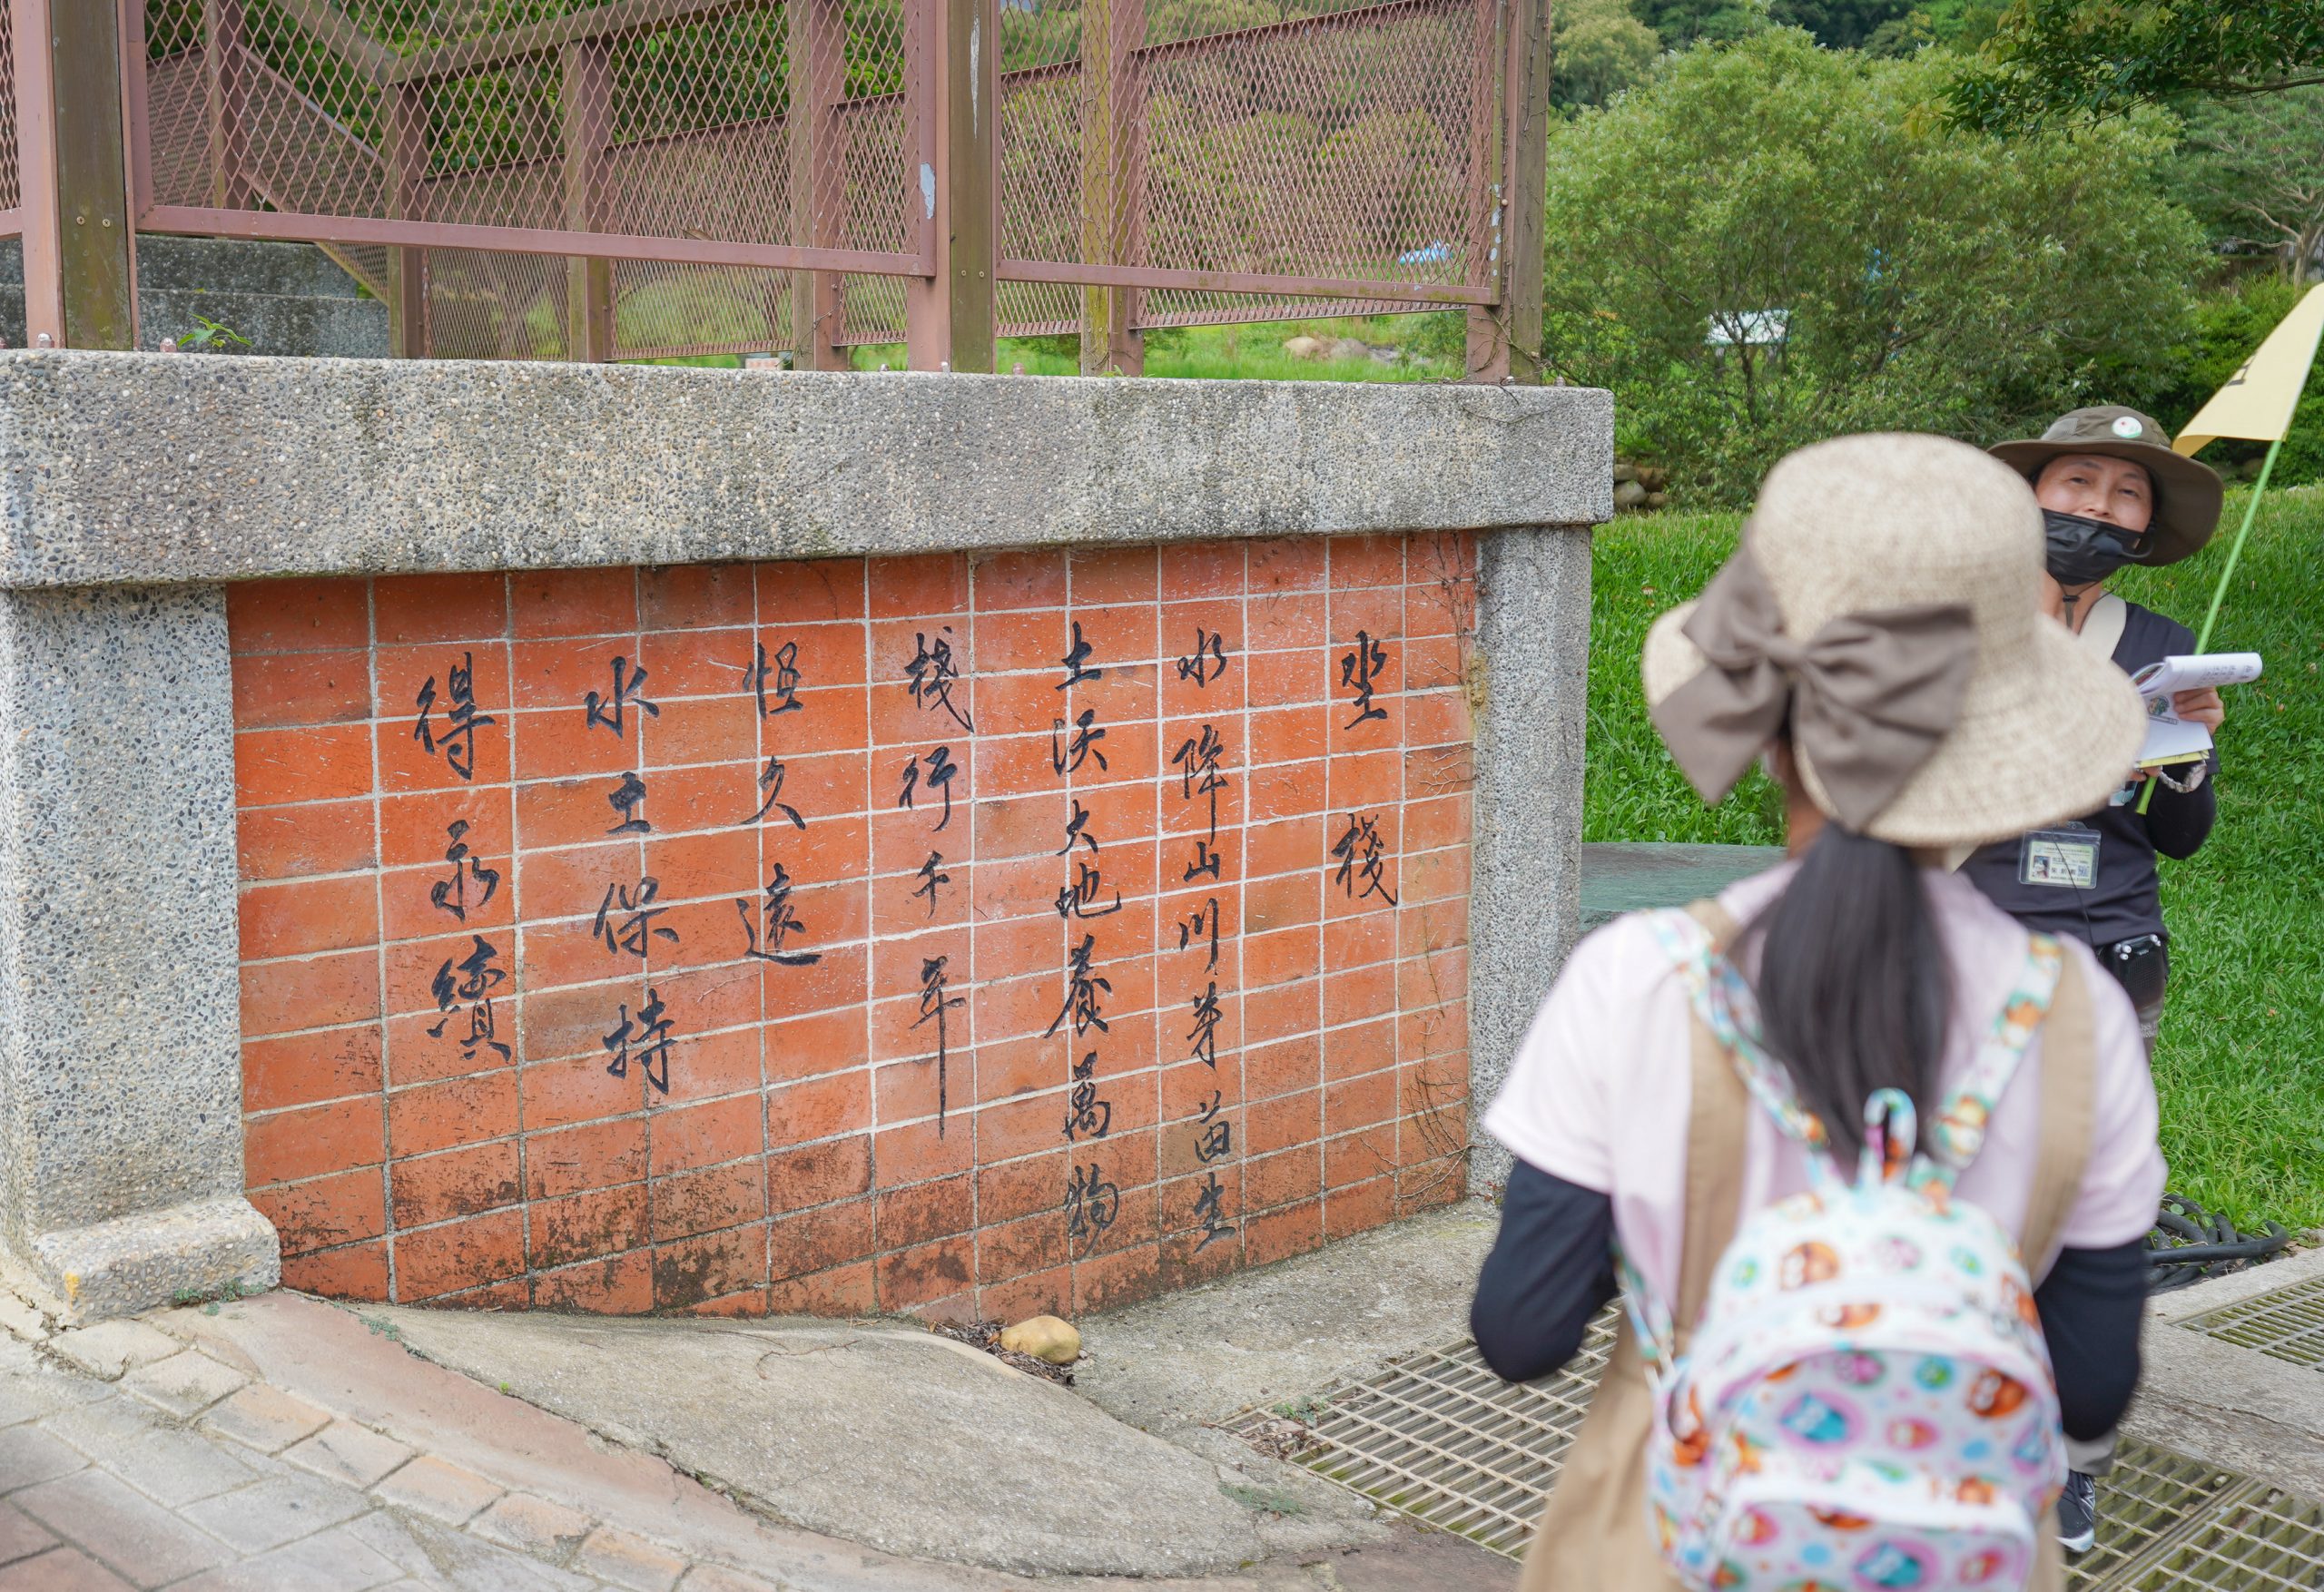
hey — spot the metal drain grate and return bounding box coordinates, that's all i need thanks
[2066,1441,2250,1588]
[1224,1312,1617,1557]
[2180,1275,2324,1370]
[1232,1336,2324,1587]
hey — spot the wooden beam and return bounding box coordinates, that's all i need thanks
[942,0,997,372]
[1462,0,1506,379]
[1500,0,1551,383]
[271,0,401,84]
[18,0,136,348]
[562,40,615,362]
[786,0,847,370]
[385,84,428,358]
[203,0,257,209]
[389,0,750,87]
[1078,0,1143,376]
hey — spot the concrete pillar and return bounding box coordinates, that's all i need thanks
[1466,526,1594,1194]
[0,584,278,1317]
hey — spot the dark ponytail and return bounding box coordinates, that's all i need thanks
[1747,824,1950,1161]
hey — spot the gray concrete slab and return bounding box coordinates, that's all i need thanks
[0,584,275,1320]
[1469,528,1593,1195]
[2120,1248,2324,1499]
[0,352,1610,588]
[1578,841,1788,929]
[359,1306,1270,1578]
[1077,1201,1497,1432]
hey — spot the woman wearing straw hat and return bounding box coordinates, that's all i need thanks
[1470,434,2164,1591]
[1967,405,2229,1047]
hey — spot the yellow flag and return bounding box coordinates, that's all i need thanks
[2176,282,2324,456]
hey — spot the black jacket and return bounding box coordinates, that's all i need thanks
[1960,599,2216,948]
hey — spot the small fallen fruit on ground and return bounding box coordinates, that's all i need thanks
[999,1314,1082,1365]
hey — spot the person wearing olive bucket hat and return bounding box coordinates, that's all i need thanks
[1965,406,2228,1050]
[1471,435,2163,1592]
[1964,406,2225,1554]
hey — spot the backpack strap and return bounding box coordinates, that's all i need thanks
[1676,902,1749,1338]
[1912,933,2064,1192]
[2017,948,2097,1280]
[1620,899,1758,1372]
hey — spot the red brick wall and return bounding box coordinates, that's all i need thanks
[229,536,1475,1319]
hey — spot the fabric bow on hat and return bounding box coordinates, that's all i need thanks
[1649,548,1978,831]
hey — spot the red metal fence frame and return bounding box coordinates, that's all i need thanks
[13,0,1529,365]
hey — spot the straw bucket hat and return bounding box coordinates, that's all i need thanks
[1642,433,2148,850]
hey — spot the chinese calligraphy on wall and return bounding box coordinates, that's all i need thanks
[231,536,1477,1316]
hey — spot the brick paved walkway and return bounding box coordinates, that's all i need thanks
[0,1321,771,1591]
[0,1295,1512,1592]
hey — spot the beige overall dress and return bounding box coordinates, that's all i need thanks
[1516,900,2099,1592]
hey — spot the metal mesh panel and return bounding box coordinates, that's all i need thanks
[2179,1275,2324,1371]
[840,270,907,346]
[996,0,1486,338]
[0,2,17,221]
[1138,0,1479,286]
[425,247,570,360]
[134,0,922,357]
[2138,1485,2324,1591]
[1224,1312,1619,1558]
[613,258,793,359]
[1137,288,1432,327]
[1230,1338,2324,1590]
[133,0,1494,357]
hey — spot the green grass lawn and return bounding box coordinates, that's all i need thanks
[639,314,1464,382]
[1584,486,2324,1232]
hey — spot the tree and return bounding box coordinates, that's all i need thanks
[1769,0,1914,51]
[1630,0,1772,49]
[1553,0,1661,110]
[1945,0,2324,133]
[1534,29,2206,502]
[2167,88,2324,280]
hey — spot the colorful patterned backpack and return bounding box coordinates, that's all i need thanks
[1626,910,2070,1592]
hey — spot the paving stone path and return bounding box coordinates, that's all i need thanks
[0,1287,1514,1592]
[0,1320,766,1592]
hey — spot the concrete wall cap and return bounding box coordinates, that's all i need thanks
[0,352,1613,588]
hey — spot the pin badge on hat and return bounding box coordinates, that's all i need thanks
[2112,415,2143,438]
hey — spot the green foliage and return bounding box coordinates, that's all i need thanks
[1768,0,1913,51]
[1583,509,1785,846]
[2144,274,2324,489]
[1586,489,2324,1228]
[1631,0,1773,47]
[175,315,251,353]
[1535,31,2206,503]
[1945,0,2324,133]
[2163,86,2324,278]
[1553,0,1662,111]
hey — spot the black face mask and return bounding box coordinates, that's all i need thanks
[2043,509,2147,588]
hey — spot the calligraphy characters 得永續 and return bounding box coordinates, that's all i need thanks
[412,652,497,782]
[428,820,501,923]
[428,933,510,1066]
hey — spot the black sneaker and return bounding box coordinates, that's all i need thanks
[2058,1469,2099,1555]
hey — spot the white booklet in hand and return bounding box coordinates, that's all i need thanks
[2128,653,2262,768]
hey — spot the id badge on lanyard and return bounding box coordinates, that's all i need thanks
[2019,826,2099,890]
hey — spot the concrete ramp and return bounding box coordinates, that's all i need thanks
[366,1306,1274,1577]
